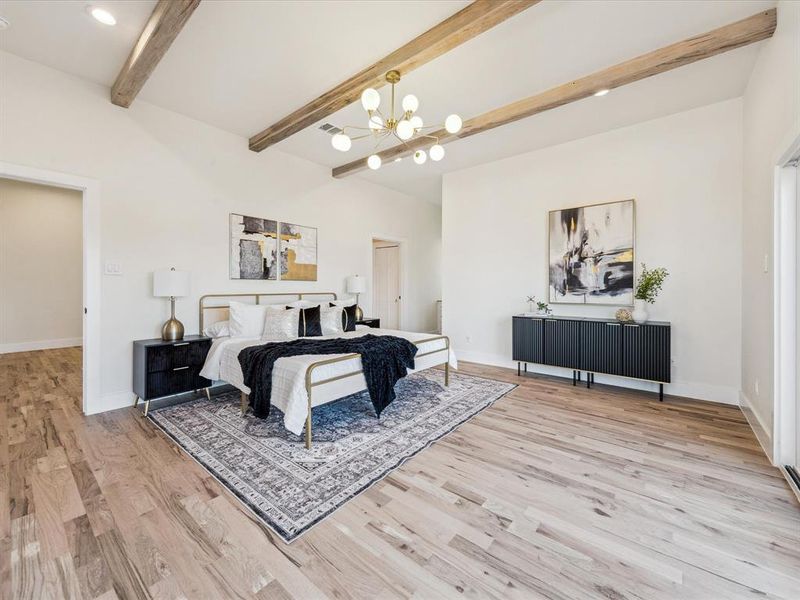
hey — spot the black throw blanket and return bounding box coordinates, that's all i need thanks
[238,334,418,419]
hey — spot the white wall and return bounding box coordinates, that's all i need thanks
[0,51,441,413]
[740,0,800,452]
[0,178,82,352]
[443,99,743,404]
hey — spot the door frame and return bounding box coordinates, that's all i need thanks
[773,133,800,472]
[0,161,101,415]
[369,234,406,330]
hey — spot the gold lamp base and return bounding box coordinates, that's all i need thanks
[161,296,184,341]
[162,318,184,341]
[355,305,364,321]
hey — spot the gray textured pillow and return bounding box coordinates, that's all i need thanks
[262,307,300,342]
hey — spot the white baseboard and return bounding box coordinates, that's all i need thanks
[739,390,774,463]
[89,390,135,415]
[454,349,740,405]
[0,337,82,354]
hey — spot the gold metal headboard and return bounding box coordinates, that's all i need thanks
[199,292,338,332]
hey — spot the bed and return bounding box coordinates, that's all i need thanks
[198,292,456,449]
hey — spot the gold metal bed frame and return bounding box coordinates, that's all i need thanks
[199,292,450,449]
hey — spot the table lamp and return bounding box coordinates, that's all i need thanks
[154,267,190,341]
[346,274,366,321]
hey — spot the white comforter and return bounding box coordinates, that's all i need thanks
[200,327,457,435]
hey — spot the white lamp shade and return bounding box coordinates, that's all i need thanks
[153,269,190,297]
[346,275,366,294]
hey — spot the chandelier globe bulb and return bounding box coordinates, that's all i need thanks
[361,88,380,111]
[401,94,419,113]
[413,150,427,165]
[396,119,414,140]
[331,133,351,152]
[430,144,445,161]
[367,154,382,170]
[445,114,462,134]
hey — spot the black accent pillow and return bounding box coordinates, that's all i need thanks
[287,305,322,337]
[331,303,358,332]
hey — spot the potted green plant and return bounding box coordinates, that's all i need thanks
[633,264,669,323]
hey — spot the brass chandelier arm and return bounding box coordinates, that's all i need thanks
[392,131,409,146]
[349,132,383,142]
[373,130,394,152]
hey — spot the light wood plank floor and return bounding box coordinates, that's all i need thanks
[2,347,799,599]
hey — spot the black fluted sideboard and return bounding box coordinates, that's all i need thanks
[512,315,671,400]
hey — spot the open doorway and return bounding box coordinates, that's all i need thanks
[372,238,402,329]
[774,135,800,496]
[0,162,100,415]
[0,178,83,407]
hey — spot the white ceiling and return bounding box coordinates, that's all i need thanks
[0,0,775,203]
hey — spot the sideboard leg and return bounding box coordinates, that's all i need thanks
[517,362,521,377]
[524,363,528,374]
[572,370,576,386]
[587,373,591,389]
[659,384,664,402]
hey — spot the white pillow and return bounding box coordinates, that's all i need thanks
[203,320,230,338]
[320,305,344,336]
[228,301,268,338]
[262,307,300,341]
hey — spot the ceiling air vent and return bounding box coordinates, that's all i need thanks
[319,123,342,135]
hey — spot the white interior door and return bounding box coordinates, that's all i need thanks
[373,244,400,329]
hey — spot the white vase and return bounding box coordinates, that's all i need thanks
[632,299,648,323]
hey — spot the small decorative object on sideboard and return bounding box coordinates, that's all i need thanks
[525,295,552,316]
[153,267,190,341]
[615,308,633,322]
[633,264,669,324]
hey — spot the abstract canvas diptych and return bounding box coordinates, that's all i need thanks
[548,199,634,305]
[229,214,318,281]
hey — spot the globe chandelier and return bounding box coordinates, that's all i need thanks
[330,70,463,170]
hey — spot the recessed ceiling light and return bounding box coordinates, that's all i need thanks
[594,89,610,97]
[88,6,116,26]
[0,16,10,30]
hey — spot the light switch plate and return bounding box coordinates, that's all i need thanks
[763,254,769,273]
[104,261,122,276]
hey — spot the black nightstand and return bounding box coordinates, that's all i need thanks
[133,335,212,415]
[356,318,381,328]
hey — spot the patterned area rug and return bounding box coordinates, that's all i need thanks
[148,369,515,543]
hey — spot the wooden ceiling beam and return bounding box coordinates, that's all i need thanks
[111,0,201,108]
[248,0,540,152]
[332,8,777,178]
